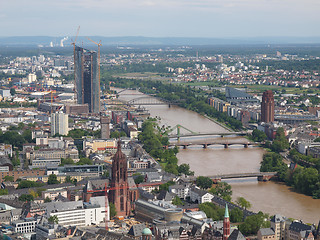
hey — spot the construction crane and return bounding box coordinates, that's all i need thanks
[86,181,162,231]
[71,26,80,103]
[87,37,102,113]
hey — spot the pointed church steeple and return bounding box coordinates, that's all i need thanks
[224,204,229,218]
[223,203,230,240]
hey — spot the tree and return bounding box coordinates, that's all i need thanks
[260,152,288,181]
[36,188,46,197]
[110,130,127,138]
[230,208,244,223]
[18,194,34,202]
[196,176,213,189]
[239,212,270,235]
[29,189,38,198]
[158,181,175,192]
[165,163,178,175]
[22,129,32,143]
[292,167,319,197]
[134,175,145,184]
[48,215,59,224]
[44,197,52,203]
[199,202,224,221]
[10,88,16,96]
[60,157,75,166]
[4,176,14,182]
[271,127,289,152]
[209,182,232,202]
[109,203,117,218]
[251,129,267,142]
[172,196,183,206]
[17,180,44,189]
[236,197,252,210]
[178,163,194,176]
[77,157,93,165]
[0,189,8,196]
[48,174,59,185]
[65,175,73,183]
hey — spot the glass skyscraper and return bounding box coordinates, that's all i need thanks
[74,46,100,113]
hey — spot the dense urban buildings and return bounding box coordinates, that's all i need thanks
[0,46,319,239]
[74,46,100,113]
[261,90,275,123]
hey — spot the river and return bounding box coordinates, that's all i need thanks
[116,89,320,224]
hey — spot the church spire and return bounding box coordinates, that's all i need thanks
[223,203,230,240]
[224,203,229,218]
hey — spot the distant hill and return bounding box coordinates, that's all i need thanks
[0,36,320,46]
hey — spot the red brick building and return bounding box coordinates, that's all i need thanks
[109,141,139,217]
[261,90,275,123]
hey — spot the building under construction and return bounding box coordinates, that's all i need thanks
[74,46,100,113]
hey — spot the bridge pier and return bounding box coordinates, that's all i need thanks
[183,145,187,149]
[244,143,248,148]
[224,144,228,149]
[258,175,273,181]
[203,144,207,149]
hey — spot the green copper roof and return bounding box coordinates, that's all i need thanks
[142,228,152,235]
[225,204,229,218]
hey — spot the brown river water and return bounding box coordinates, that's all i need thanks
[117,89,320,224]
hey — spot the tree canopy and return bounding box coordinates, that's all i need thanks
[196,176,213,189]
[209,182,232,201]
[48,174,59,185]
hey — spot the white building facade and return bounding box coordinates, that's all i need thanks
[51,112,69,136]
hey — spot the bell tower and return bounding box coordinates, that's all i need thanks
[223,204,230,240]
[109,140,130,217]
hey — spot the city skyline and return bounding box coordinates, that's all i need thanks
[1,0,320,38]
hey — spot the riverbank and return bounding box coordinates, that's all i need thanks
[203,114,233,132]
[117,88,320,224]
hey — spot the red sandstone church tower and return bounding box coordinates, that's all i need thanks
[223,204,230,240]
[109,141,130,217]
[261,90,275,123]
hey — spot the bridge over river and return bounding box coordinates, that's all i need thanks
[185,172,277,182]
[168,136,257,149]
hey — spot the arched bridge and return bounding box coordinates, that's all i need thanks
[105,96,179,106]
[127,96,179,106]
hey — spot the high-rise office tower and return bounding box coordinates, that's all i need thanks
[51,112,69,136]
[261,90,275,123]
[74,46,100,113]
[100,115,110,139]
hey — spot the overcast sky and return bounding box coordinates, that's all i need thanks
[1,0,320,38]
